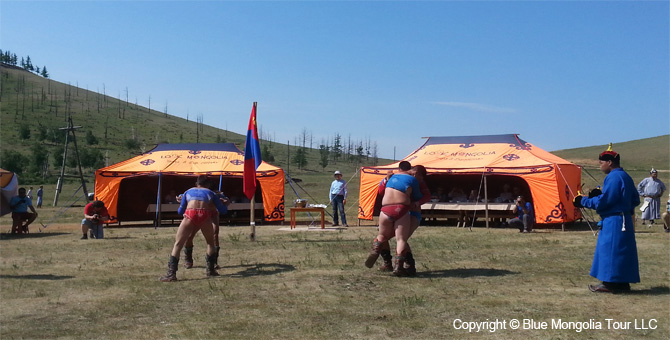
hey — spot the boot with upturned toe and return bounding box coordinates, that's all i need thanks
[184,247,194,269]
[159,256,179,282]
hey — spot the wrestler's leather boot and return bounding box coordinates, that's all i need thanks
[206,254,219,277]
[405,252,416,276]
[184,247,194,269]
[403,244,416,276]
[379,249,393,271]
[392,252,409,277]
[379,240,393,271]
[365,238,384,268]
[213,246,221,269]
[159,256,179,282]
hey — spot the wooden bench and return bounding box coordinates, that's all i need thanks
[421,202,515,227]
[147,203,265,225]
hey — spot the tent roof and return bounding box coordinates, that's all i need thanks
[364,134,576,174]
[97,143,281,175]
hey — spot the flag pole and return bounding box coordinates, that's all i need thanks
[248,101,258,241]
[250,193,256,241]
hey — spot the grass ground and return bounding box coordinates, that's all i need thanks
[0,217,668,339]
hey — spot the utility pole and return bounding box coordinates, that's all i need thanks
[53,117,90,206]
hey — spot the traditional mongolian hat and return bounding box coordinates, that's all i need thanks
[598,143,620,162]
[650,168,658,174]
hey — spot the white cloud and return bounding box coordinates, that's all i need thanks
[432,101,516,113]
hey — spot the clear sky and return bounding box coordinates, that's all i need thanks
[2,0,668,160]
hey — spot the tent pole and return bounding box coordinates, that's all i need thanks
[249,193,256,241]
[484,174,489,228]
[155,172,162,229]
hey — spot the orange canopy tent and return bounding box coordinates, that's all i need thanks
[358,134,581,225]
[95,143,285,223]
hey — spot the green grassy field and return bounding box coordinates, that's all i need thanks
[0,223,668,339]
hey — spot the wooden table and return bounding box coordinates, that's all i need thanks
[290,207,326,229]
[421,202,515,228]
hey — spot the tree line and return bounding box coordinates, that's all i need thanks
[258,126,380,171]
[1,48,49,78]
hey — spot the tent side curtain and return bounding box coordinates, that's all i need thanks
[358,169,386,220]
[258,169,285,222]
[94,173,123,221]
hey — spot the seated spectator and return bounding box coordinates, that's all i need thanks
[164,190,178,204]
[9,187,38,234]
[81,200,110,239]
[497,184,514,203]
[468,189,480,202]
[448,187,467,202]
[431,187,448,202]
[509,195,533,233]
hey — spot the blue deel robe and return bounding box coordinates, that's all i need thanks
[580,168,641,283]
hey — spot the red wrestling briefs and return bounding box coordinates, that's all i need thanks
[183,208,212,225]
[380,204,410,221]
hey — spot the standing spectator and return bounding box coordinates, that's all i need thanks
[573,144,640,293]
[36,185,44,208]
[27,186,33,200]
[509,195,534,233]
[329,170,348,227]
[81,200,110,239]
[637,168,666,227]
[9,187,38,234]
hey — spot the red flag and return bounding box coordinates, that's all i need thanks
[243,102,261,199]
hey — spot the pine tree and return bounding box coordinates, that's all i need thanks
[25,55,34,71]
[319,144,330,170]
[332,133,342,162]
[292,147,308,169]
[41,66,49,78]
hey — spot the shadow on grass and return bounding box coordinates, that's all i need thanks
[417,267,518,279]
[624,286,670,295]
[285,238,361,243]
[178,263,295,281]
[224,263,296,278]
[0,274,74,280]
[0,232,70,241]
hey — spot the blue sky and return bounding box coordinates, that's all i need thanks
[2,1,668,160]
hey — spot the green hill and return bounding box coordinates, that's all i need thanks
[552,135,669,172]
[2,63,667,219]
[0,64,384,215]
